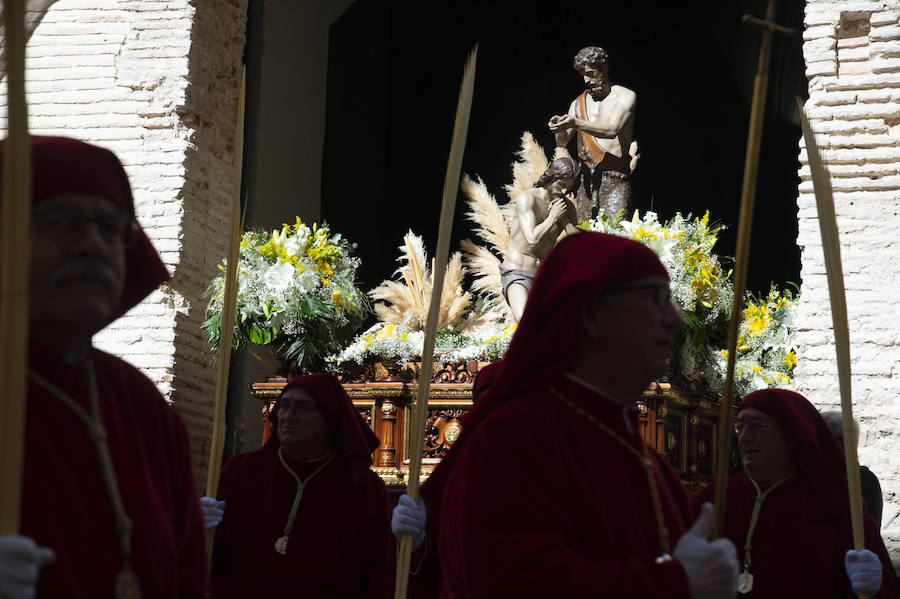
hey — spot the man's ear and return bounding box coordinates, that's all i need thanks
[579,297,601,341]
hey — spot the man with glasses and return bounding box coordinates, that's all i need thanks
[692,389,898,597]
[202,373,394,598]
[0,137,207,598]
[422,232,739,598]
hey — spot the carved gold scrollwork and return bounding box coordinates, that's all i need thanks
[442,419,462,446]
[657,403,668,419]
[433,360,477,384]
[423,408,467,459]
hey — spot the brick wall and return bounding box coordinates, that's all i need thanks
[797,1,900,561]
[0,0,248,489]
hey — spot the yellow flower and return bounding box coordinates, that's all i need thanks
[784,350,797,370]
[743,303,772,338]
[776,372,793,384]
[377,324,397,339]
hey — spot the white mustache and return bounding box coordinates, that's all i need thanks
[50,260,119,291]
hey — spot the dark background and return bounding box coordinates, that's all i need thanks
[322,0,807,299]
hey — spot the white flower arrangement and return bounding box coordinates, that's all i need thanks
[204,217,368,373]
[327,321,517,371]
[718,286,799,395]
[582,209,797,397]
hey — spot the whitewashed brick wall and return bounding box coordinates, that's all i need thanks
[798,1,900,564]
[0,0,248,488]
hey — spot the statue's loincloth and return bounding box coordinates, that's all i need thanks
[500,266,535,304]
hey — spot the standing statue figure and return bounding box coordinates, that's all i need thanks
[548,46,637,222]
[501,157,579,322]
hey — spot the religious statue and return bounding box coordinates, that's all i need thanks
[548,46,638,222]
[500,157,579,322]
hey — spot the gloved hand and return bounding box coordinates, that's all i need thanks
[673,503,738,599]
[199,496,226,529]
[391,494,427,551]
[0,535,55,599]
[845,549,882,595]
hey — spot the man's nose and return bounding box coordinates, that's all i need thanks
[69,221,112,254]
[662,301,684,331]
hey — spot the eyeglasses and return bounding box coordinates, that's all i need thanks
[604,283,673,310]
[33,206,138,250]
[734,420,777,435]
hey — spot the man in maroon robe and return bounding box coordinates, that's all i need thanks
[693,389,899,597]
[0,136,207,597]
[420,232,739,598]
[207,373,394,598]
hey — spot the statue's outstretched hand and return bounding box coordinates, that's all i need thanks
[548,114,575,132]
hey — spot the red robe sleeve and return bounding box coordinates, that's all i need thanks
[438,394,691,598]
[360,470,396,599]
[165,406,210,599]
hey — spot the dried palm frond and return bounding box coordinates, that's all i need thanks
[461,174,510,254]
[369,231,474,330]
[504,131,549,200]
[460,238,510,322]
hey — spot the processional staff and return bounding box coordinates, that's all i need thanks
[205,66,247,556]
[799,103,870,599]
[0,0,32,536]
[712,0,793,539]
[394,46,477,599]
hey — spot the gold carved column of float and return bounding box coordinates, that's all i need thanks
[379,399,397,468]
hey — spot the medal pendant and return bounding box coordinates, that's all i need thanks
[275,535,289,555]
[115,566,142,599]
[737,571,753,594]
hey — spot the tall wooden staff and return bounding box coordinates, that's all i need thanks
[799,104,870,599]
[394,46,477,599]
[712,0,793,538]
[205,66,247,554]
[0,0,31,536]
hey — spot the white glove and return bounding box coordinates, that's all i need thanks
[845,549,882,595]
[673,503,738,599]
[199,496,226,529]
[391,494,427,551]
[0,535,55,599]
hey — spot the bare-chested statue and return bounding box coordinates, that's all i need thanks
[548,46,637,222]
[501,157,579,322]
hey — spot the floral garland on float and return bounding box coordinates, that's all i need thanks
[580,209,798,397]
[203,217,368,374]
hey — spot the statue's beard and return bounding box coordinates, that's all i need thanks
[587,81,610,101]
